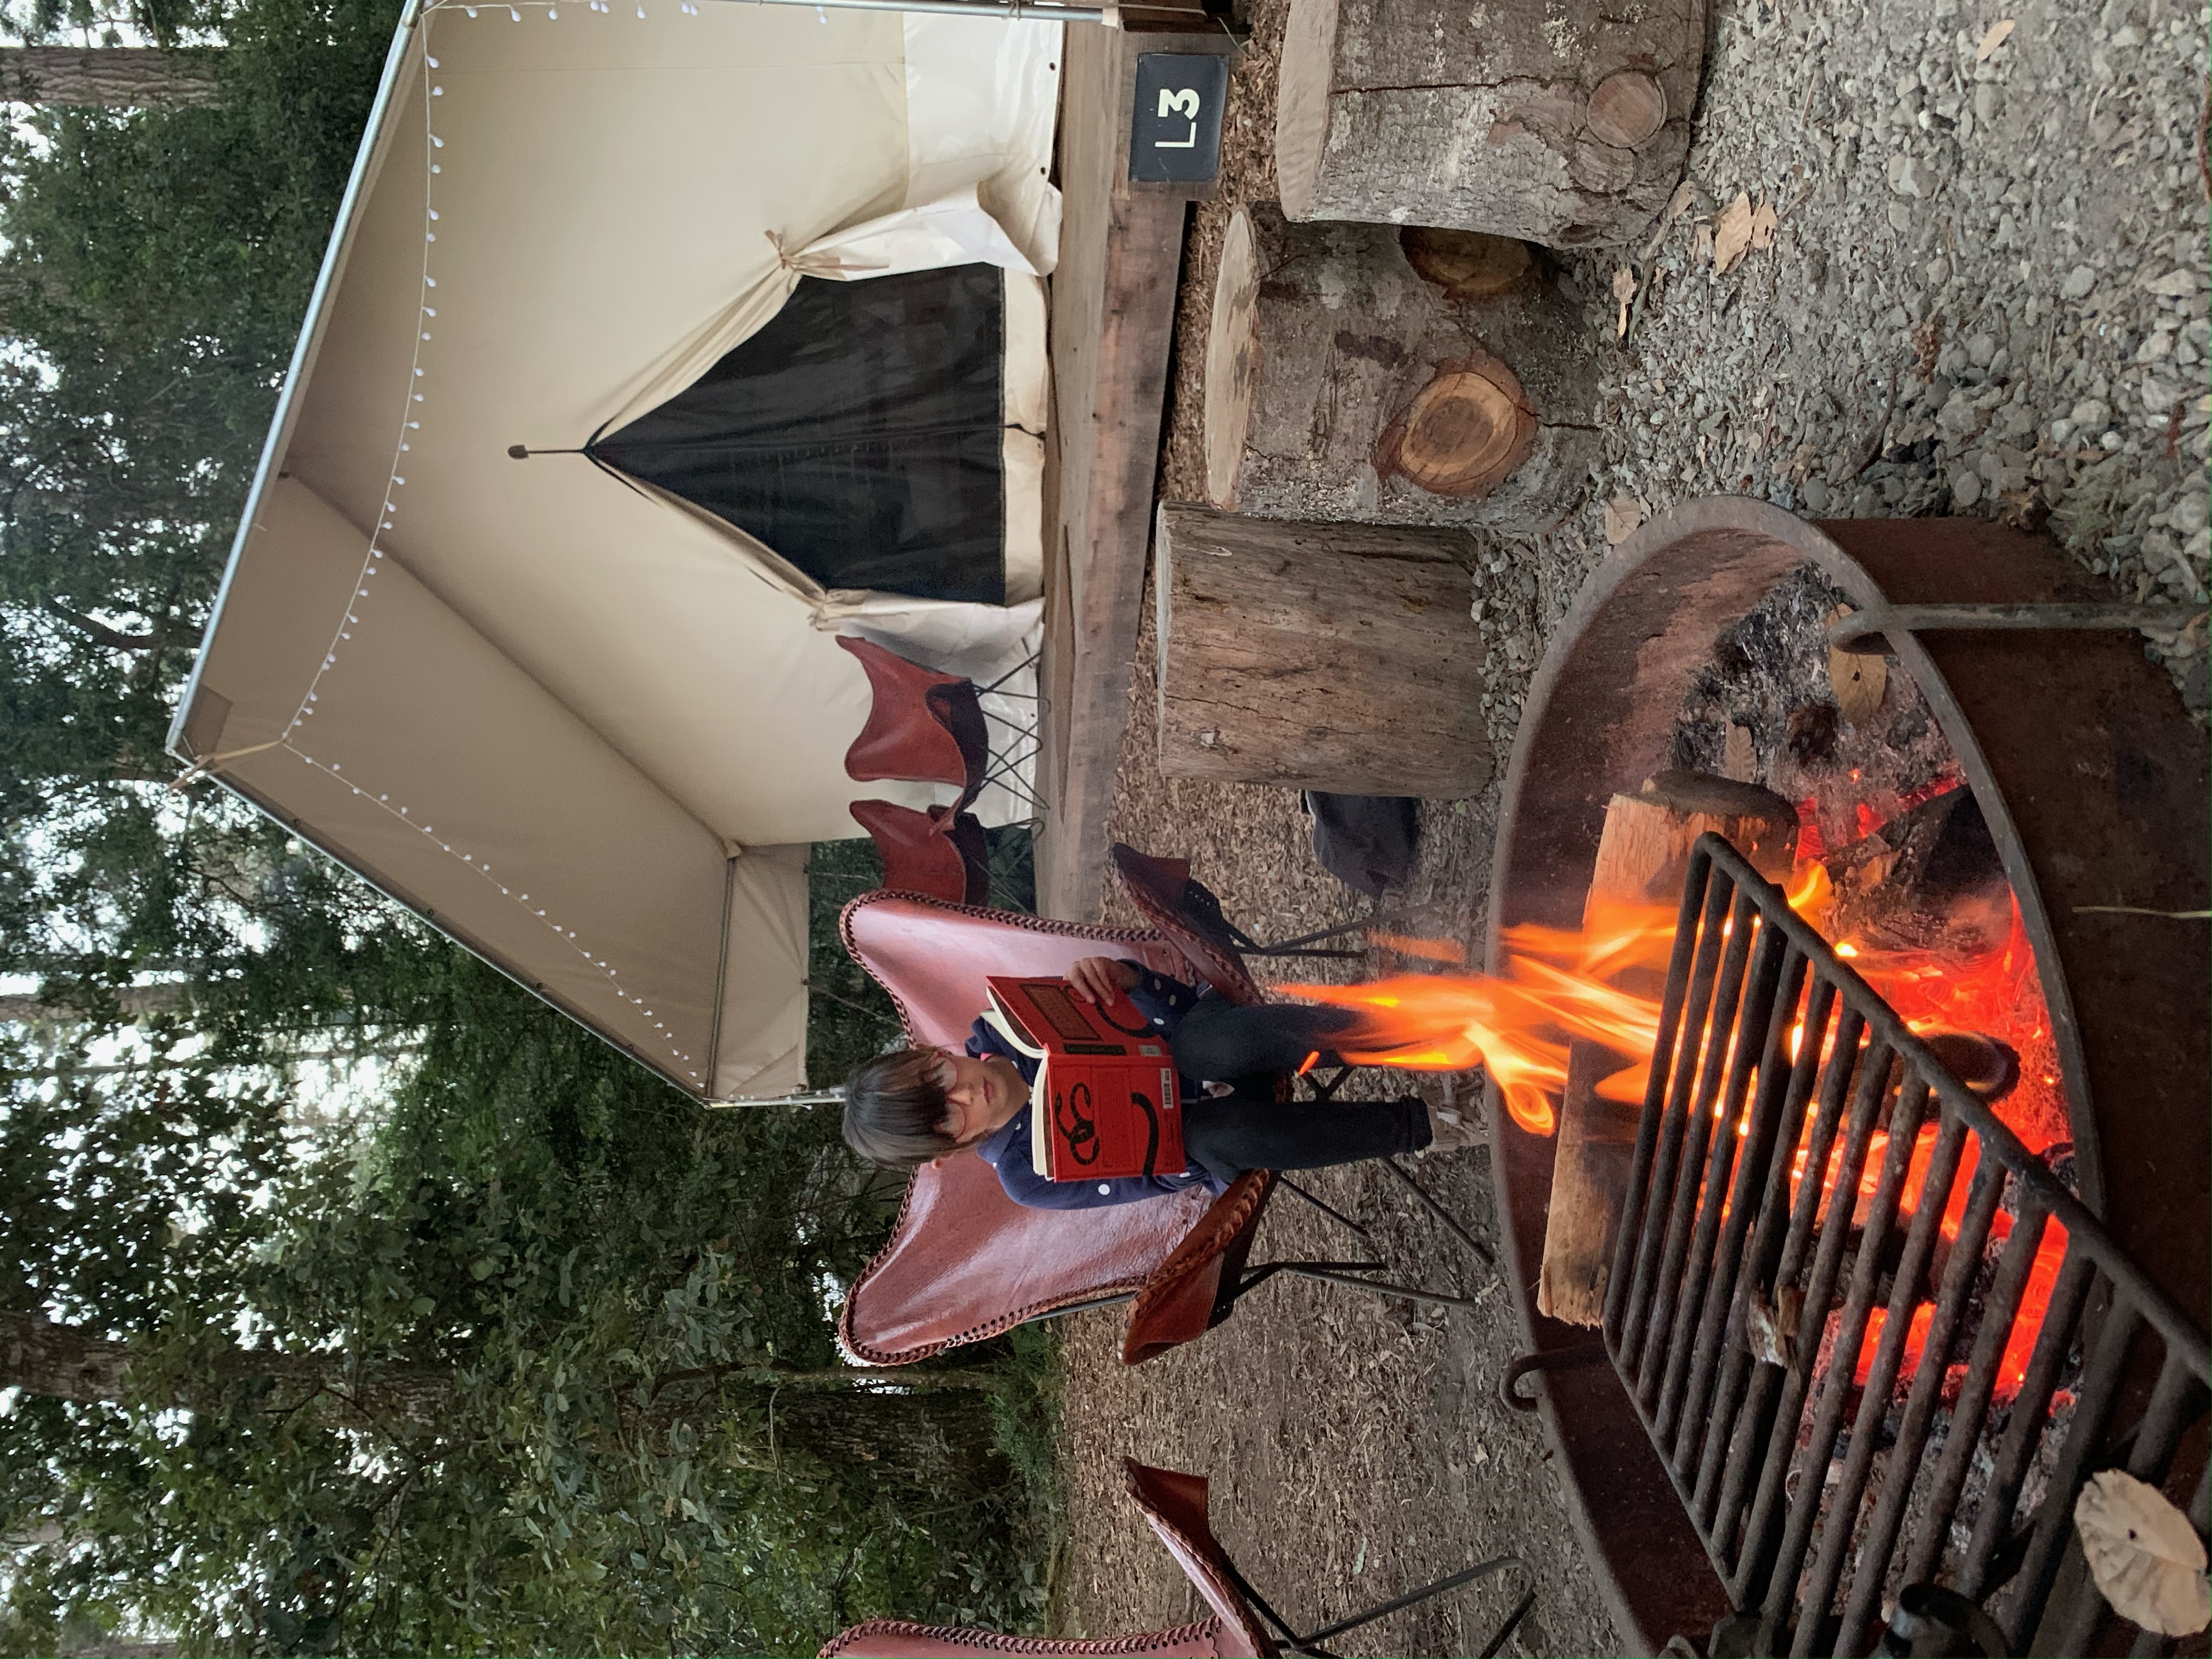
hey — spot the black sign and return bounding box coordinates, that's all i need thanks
[1128,53,1227,185]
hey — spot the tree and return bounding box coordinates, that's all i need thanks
[0,46,217,105]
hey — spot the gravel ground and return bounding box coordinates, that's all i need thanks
[1048,0,2210,1652]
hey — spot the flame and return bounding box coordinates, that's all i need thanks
[1367,930,1468,964]
[1283,897,1677,1137]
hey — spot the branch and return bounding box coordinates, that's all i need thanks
[43,599,160,653]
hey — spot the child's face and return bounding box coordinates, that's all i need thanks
[928,1049,1027,1149]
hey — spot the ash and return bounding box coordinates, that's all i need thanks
[1666,562,1962,856]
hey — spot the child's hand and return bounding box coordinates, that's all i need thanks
[1066,956,1140,1005]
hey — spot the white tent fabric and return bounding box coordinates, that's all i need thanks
[171,0,1061,1100]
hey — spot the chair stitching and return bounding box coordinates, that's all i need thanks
[821,1616,1223,1656]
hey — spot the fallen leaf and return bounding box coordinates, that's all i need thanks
[1713,191,1754,273]
[1666,179,1698,221]
[1723,723,1757,781]
[2074,1471,2211,1637]
[1750,199,1779,251]
[1613,266,1638,336]
[1604,495,1645,545]
[1976,16,2016,59]
[1827,606,1888,724]
[1693,221,1716,264]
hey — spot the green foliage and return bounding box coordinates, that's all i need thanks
[3,953,1062,1655]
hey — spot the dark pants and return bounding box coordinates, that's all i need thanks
[1168,994,1431,1181]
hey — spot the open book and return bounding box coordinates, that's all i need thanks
[981,976,1187,1183]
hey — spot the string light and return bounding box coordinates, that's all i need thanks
[257,4,719,1087]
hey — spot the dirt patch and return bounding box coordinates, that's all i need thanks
[1048,552,1612,1656]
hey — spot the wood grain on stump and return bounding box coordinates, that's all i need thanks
[1201,204,1596,532]
[1153,504,1490,795]
[1275,0,1707,248]
[1537,771,1798,1328]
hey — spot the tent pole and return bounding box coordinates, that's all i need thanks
[706,1088,847,1109]
[701,0,1113,22]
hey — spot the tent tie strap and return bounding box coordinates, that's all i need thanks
[765,228,888,279]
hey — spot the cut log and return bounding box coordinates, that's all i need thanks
[1153,504,1490,795]
[1275,0,1707,248]
[1202,204,1598,533]
[1537,771,1798,1328]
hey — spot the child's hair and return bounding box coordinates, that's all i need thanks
[842,1047,958,1171]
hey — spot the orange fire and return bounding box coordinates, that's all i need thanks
[1284,845,2071,1399]
[1285,897,1677,1137]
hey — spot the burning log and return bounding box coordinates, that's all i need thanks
[1152,503,1491,795]
[1822,785,2012,958]
[1202,205,1598,533]
[1538,771,1798,1328]
[1273,0,1706,248]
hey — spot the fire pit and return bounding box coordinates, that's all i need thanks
[1482,498,2210,1655]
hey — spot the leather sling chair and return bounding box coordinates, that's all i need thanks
[818,1458,1533,1659]
[838,633,1045,812]
[848,797,994,908]
[834,856,1491,1373]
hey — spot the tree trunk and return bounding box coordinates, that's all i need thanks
[2,1311,1007,1473]
[0,1311,453,1430]
[0,984,189,1025]
[1153,503,1491,795]
[1536,771,1798,1327]
[0,47,218,106]
[1274,0,1705,248]
[764,1384,1005,1492]
[1204,205,1598,533]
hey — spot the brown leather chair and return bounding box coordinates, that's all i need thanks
[837,634,989,804]
[834,883,1491,1372]
[848,798,992,908]
[818,1459,1531,1659]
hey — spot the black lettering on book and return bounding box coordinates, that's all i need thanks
[1055,1081,1099,1165]
[1130,1090,1161,1178]
[1093,999,1153,1037]
[1025,983,1106,1042]
[1062,1041,1128,1055]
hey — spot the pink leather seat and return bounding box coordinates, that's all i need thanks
[835,890,1272,1367]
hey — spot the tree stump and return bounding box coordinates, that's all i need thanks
[1153,504,1489,795]
[1537,771,1798,1328]
[1203,206,1598,533]
[1274,0,1706,248]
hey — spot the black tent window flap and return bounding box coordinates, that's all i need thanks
[589,263,1009,606]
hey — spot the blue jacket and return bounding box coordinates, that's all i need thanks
[967,963,1226,1209]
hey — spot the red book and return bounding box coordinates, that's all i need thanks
[983,976,1187,1183]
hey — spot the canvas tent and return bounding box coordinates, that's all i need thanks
[168,0,1063,1101]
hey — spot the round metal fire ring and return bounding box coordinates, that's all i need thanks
[1481,496,2209,1655]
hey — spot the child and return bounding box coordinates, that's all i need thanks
[842,955,1476,1209]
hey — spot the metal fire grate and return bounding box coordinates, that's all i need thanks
[1602,834,2211,1658]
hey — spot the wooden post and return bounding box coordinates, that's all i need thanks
[1537,771,1798,1328]
[1153,504,1491,795]
[1274,0,1707,248]
[1203,205,1598,533]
